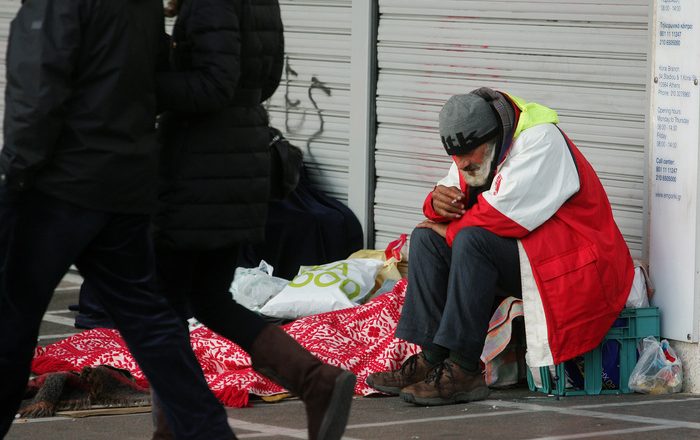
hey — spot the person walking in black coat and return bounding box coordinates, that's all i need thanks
[0,1,235,439]
[151,1,356,440]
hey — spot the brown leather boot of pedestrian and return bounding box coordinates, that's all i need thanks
[399,359,490,406]
[249,324,356,440]
[365,352,436,396]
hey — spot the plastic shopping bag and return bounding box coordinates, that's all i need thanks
[259,258,383,319]
[230,260,289,312]
[628,336,683,394]
[625,263,654,308]
[347,234,407,297]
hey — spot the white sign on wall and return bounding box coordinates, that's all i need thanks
[650,0,700,342]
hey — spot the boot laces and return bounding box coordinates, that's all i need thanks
[398,354,420,377]
[424,361,454,391]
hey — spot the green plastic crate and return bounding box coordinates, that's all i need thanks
[527,306,660,396]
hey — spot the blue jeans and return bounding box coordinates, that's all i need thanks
[396,226,522,363]
[0,189,233,439]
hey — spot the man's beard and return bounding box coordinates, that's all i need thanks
[460,142,496,187]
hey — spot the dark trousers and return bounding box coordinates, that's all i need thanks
[155,247,267,353]
[151,247,269,429]
[0,189,233,439]
[396,226,522,363]
[74,279,116,329]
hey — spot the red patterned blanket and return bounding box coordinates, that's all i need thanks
[32,279,418,407]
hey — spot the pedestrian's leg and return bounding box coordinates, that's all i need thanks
[160,248,355,440]
[74,280,116,329]
[0,191,102,436]
[148,248,213,440]
[182,248,266,351]
[77,215,234,440]
[154,247,198,322]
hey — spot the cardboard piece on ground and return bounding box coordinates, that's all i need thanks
[56,405,152,418]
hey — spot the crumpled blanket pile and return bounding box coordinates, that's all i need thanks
[32,279,419,407]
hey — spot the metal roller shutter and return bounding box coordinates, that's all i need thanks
[373,0,650,259]
[267,0,353,203]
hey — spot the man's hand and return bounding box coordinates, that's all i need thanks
[431,185,466,218]
[416,219,448,238]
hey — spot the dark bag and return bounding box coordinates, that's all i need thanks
[269,127,303,201]
[239,166,364,280]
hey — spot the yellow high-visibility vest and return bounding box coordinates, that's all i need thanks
[505,93,560,139]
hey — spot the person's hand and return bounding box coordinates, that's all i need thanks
[416,219,448,238]
[431,185,466,218]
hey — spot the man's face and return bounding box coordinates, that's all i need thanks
[453,141,496,187]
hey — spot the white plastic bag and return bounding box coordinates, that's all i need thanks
[259,258,383,319]
[625,265,651,308]
[230,260,289,312]
[628,336,683,394]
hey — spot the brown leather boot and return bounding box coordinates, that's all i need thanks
[250,325,356,440]
[399,359,490,406]
[365,353,436,395]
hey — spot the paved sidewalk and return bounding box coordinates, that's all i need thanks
[6,274,700,440]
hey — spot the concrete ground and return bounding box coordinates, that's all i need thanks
[6,273,700,440]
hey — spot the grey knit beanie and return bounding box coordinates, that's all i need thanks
[439,93,499,155]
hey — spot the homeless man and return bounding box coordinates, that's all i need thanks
[366,87,634,406]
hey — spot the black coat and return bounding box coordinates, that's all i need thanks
[0,0,165,214]
[153,0,284,250]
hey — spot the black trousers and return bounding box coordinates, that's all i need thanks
[396,226,522,363]
[155,247,267,353]
[0,189,233,439]
[74,279,116,329]
[150,247,269,429]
